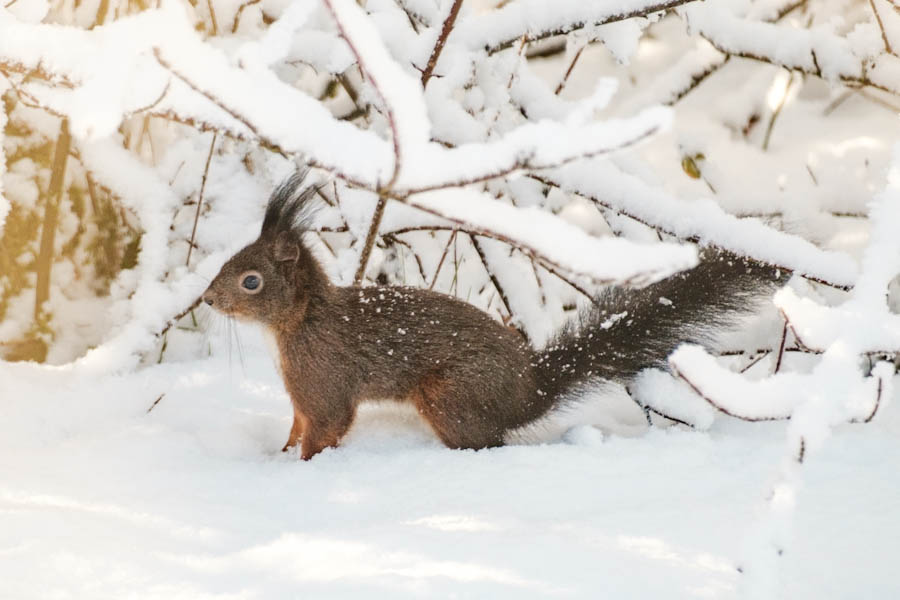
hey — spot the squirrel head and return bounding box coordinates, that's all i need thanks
[202,169,328,328]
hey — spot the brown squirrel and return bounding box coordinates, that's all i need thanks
[202,171,785,459]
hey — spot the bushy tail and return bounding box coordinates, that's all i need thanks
[531,248,786,402]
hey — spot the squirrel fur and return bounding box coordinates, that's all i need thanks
[202,171,785,459]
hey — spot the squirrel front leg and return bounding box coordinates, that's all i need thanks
[299,402,356,460]
[288,401,356,460]
[281,404,306,452]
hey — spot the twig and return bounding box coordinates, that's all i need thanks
[147,393,165,413]
[0,59,76,88]
[671,364,790,422]
[762,71,795,151]
[740,350,771,374]
[382,234,428,284]
[779,309,818,352]
[421,0,464,88]
[646,405,696,428]
[34,118,71,321]
[774,318,789,373]
[232,0,261,33]
[483,0,700,54]
[870,0,896,56]
[555,44,586,95]
[354,194,388,283]
[627,387,696,427]
[851,372,885,424]
[206,0,220,36]
[469,234,518,329]
[186,132,217,267]
[159,297,202,338]
[429,229,458,290]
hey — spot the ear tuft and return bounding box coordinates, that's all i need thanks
[274,231,300,262]
[261,167,320,236]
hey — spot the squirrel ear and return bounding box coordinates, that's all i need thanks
[273,231,300,262]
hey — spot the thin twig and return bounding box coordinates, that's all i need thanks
[671,364,790,422]
[740,350,771,374]
[206,0,220,36]
[159,297,202,339]
[186,132,217,267]
[762,71,794,151]
[555,44,586,95]
[232,0,261,33]
[429,229,458,290]
[851,373,885,424]
[774,318,789,373]
[147,393,165,413]
[870,0,896,56]
[469,234,518,329]
[34,118,71,321]
[382,234,428,284]
[354,194,388,284]
[421,0,464,87]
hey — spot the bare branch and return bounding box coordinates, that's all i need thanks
[421,0,464,88]
[354,194,389,283]
[870,0,896,57]
[470,234,517,327]
[232,0,261,33]
[34,119,71,321]
[670,364,790,422]
[186,132,217,267]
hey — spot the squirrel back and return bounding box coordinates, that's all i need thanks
[202,173,785,459]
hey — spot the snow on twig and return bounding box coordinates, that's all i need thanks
[459,0,702,54]
[540,162,858,289]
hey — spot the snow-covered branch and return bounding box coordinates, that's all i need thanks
[460,0,702,53]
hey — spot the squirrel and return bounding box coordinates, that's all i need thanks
[201,170,786,459]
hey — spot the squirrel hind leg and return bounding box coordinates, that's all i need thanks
[410,373,505,451]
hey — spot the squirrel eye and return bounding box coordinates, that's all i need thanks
[239,271,263,294]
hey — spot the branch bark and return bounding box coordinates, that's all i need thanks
[34,118,71,321]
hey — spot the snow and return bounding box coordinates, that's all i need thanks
[3,330,900,599]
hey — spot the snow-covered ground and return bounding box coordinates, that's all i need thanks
[2,326,899,599]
